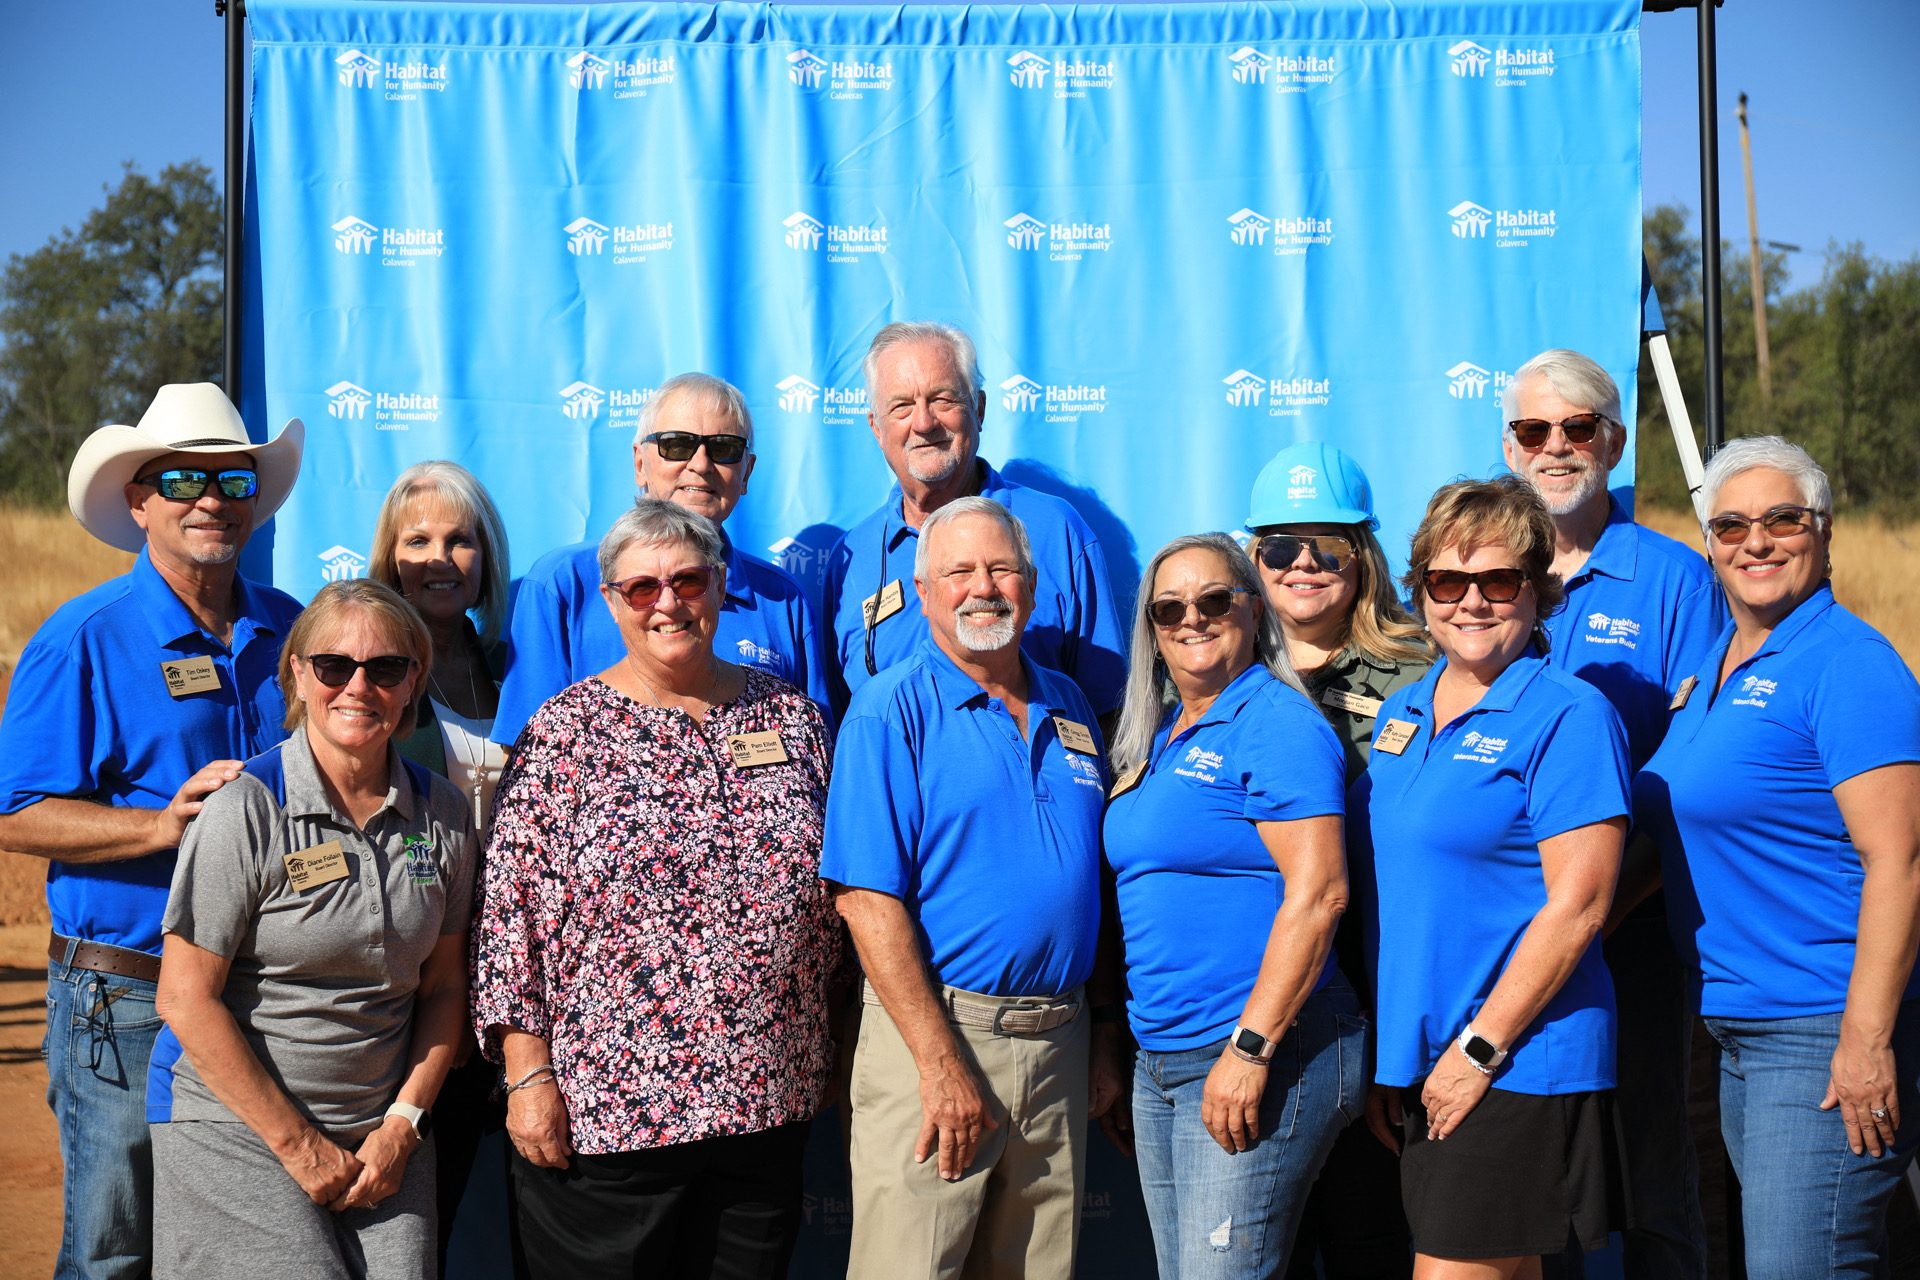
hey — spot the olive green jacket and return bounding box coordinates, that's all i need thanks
[1299,646,1433,788]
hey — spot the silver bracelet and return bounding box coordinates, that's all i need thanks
[504,1065,557,1094]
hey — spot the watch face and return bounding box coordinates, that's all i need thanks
[1463,1035,1497,1065]
[1234,1028,1266,1056]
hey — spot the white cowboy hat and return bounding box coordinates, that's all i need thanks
[67,383,304,553]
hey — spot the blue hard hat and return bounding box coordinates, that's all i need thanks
[1244,441,1379,531]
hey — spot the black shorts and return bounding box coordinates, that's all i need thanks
[1397,1085,1631,1259]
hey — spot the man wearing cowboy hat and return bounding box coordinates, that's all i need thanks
[0,383,304,1280]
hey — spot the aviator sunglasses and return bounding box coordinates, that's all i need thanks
[1256,533,1356,573]
[1147,588,1250,628]
[1421,568,1529,605]
[604,565,717,609]
[134,468,260,501]
[1507,414,1611,450]
[302,654,416,688]
[641,432,750,465]
[1704,504,1822,546]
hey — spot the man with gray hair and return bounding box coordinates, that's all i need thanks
[493,372,831,746]
[822,497,1115,1280]
[1503,348,1721,1280]
[821,321,1127,727]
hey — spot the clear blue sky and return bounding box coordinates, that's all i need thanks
[2,0,1915,293]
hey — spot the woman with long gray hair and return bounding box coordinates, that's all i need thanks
[1095,532,1361,1277]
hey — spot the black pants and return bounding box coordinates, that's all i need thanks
[434,1054,519,1274]
[511,1120,811,1280]
[1285,1116,1413,1279]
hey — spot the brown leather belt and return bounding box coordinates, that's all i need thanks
[49,932,162,984]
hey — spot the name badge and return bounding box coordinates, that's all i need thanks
[160,655,221,698]
[1669,675,1698,711]
[1108,761,1146,800]
[1321,688,1384,719]
[862,580,906,629]
[1053,717,1099,755]
[283,840,349,891]
[1372,719,1421,756]
[727,731,790,768]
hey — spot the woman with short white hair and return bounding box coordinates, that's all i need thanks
[1636,436,1920,1278]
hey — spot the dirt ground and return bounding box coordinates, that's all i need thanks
[0,922,60,1279]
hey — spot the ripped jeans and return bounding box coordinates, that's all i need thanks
[44,947,163,1280]
[1133,981,1367,1280]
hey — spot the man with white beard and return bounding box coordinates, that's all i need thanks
[1503,349,1722,1280]
[822,497,1113,1280]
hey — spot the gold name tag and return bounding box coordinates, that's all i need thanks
[1372,719,1421,756]
[1669,675,1698,711]
[862,579,906,628]
[726,731,790,768]
[1108,761,1147,800]
[283,840,348,891]
[1053,717,1099,755]
[160,655,221,698]
[1322,688,1384,718]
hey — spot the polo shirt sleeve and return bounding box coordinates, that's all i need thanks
[791,593,838,731]
[1243,690,1347,822]
[819,711,922,897]
[0,637,102,814]
[491,571,569,749]
[162,777,274,959]
[1807,638,1920,788]
[1523,693,1632,842]
[1665,579,1727,697]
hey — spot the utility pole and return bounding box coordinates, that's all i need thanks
[1697,0,1724,452]
[1738,92,1772,406]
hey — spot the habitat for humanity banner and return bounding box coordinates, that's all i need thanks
[243,0,1641,616]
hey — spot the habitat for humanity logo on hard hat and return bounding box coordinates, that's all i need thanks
[1245,441,1379,531]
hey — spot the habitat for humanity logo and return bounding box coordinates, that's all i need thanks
[337,50,449,99]
[998,374,1107,422]
[1453,729,1510,763]
[567,49,676,97]
[1448,39,1555,86]
[565,217,673,262]
[326,381,437,431]
[558,381,656,425]
[1445,361,1515,400]
[767,536,822,585]
[1733,674,1779,708]
[1449,201,1493,238]
[1228,208,1333,255]
[1286,464,1318,500]
[317,545,368,583]
[782,212,887,262]
[1003,212,1113,261]
[1584,612,1642,650]
[331,215,444,267]
[1225,47,1336,92]
[1223,369,1332,416]
[334,49,383,88]
[1007,51,1051,89]
[1449,200,1555,247]
[775,375,868,423]
[788,50,893,98]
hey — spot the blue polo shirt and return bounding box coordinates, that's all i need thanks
[1634,585,1920,1020]
[1350,654,1630,1094]
[1103,664,1347,1050]
[819,638,1107,997]
[0,549,302,954]
[492,531,832,746]
[1541,501,1724,772]
[820,461,1128,719]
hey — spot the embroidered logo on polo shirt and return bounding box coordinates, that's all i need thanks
[734,638,778,670]
[1175,744,1225,783]
[1064,754,1103,788]
[402,835,438,885]
[1732,675,1778,708]
[1453,730,1510,764]
[1583,612,1642,650]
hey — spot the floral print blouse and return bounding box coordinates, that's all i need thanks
[471,669,844,1153]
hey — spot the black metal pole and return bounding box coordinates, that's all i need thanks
[1697,0,1723,452]
[222,0,245,403]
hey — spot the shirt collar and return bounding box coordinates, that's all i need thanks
[132,546,287,652]
[920,635,1063,717]
[881,458,1005,553]
[1402,651,1547,723]
[284,725,417,823]
[716,528,749,604]
[1191,662,1274,729]
[1752,582,1839,662]
[1576,498,1641,583]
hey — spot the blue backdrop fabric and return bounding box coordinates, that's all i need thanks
[243,0,1641,612]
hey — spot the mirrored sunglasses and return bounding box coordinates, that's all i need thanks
[1257,533,1356,573]
[1147,588,1249,628]
[134,468,260,501]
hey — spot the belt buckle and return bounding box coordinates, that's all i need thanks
[991,1003,1038,1035]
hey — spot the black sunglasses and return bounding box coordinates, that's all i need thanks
[1507,414,1611,450]
[1421,568,1529,605]
[604,566,717,609]
[302,653,415,688]
[1147,588,1249,628]
[134,468,260,501]
[641,432,750,465]
[1705,504,1822,546]
[1257,533,1356,573]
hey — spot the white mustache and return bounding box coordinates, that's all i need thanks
[957,601,1011,617]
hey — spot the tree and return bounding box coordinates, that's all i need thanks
[0,162,223,506]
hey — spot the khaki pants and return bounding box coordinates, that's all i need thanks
[846,985,1089,1280]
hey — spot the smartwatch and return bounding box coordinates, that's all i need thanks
[386,1100,433,1141]
[1455,1024,1507,1073]
[1230,1024,1277,1063]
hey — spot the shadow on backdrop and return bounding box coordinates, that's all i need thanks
[1000,459,1142,619]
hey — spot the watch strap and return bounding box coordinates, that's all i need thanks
[386,1100,429,1140]
[1231,1024,1278,1063]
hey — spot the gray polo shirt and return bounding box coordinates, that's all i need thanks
[150,726,476,1134]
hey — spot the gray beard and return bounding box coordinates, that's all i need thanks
[1534,461,1609,516]
[955,610,1017,651]
[906,442,962,483]
[186,542,240,566]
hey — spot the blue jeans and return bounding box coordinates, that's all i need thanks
[1703,1000,1920,1280]
[1134,982,1368,1279]
[44,948,163,1280]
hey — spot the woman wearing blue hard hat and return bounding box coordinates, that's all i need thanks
[1249,442,1430,1280]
